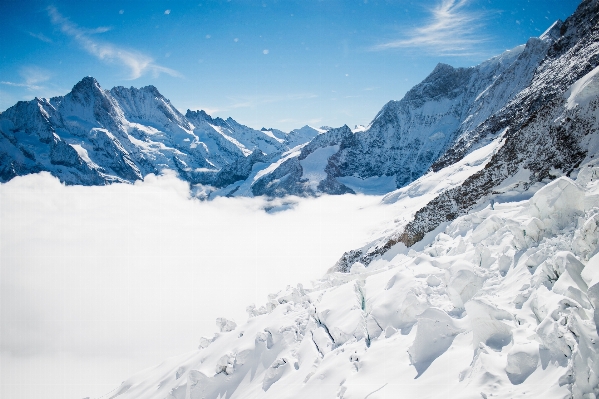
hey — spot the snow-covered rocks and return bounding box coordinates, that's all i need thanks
[216,318,237,333]
[1,10,587,201]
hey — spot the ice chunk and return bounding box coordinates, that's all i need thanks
[198,337,213,349]
[584,254,599,334]
[545,252,589,308]
[573,214,599,260]
[186,370,210,397]
[447,268,484,308]
[262,358,289,391]
[505,343,539,384]
[215,353,235,375]
[471,215,503,244]
[529,177,584,221]
[426,275,442,287]
[582,253,599,288]
[465,300,513,351]
[216,318,237,332]
[408,308,463,377]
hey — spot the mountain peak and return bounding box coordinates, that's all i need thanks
[540,19,564,42]
[72,76,101,93]
[140,85,163,98]
[186,109,213,123]
[431,62,455,74]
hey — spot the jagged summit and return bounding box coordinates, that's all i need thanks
[430,62,455,73]
[72,75,100,90]
[68,76,107,102]
[140,84,162,96]
[540,19,564,41]
[186,109,214,123]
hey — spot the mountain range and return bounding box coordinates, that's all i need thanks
[0,11,574,201]
[3,0,599,398]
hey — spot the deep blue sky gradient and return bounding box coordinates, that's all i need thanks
[0,0,580,131]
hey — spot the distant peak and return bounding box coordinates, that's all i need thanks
[72,76,101,92]
[540,19,563,42]
[141,85,162,97]
[431,63,455,74]
[186,109,213,123]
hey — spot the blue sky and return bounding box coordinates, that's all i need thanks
[0,0,580,131]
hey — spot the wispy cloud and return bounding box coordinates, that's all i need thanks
[0,81,42,90]
[0,66,52,91]
[28,31,53,43]
[372,0,488,56]
[47,6,181,79]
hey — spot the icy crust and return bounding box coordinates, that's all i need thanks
[108,172,599,399]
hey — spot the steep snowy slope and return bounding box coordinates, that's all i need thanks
[334,0,599,270]
[247,21,563,197]
[105,165,599,399]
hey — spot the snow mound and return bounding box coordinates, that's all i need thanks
[566,65,599,110]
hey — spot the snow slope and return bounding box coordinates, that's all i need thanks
[106,166,599,399]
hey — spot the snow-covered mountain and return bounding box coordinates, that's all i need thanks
[242,20,564,197]
[335,0,599,271]
[0,79,321,188]
[3,1,599,398]
[0,12,574,199]
[100,2,599,398]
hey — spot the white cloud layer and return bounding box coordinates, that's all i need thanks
[47,6,181,79]
[373,0,487,56]
[0,172,394,399]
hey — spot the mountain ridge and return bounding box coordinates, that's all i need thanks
[0,18,565,199]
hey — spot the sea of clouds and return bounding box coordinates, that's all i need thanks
[0,171,396,399]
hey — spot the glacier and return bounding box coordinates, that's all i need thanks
[104,161,599,399]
